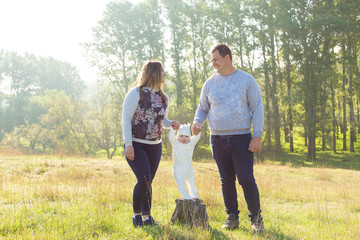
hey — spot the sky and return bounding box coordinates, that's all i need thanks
[0,0,139,85]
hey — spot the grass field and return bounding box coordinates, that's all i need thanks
[0,153,359,239]
[258,127,360,171]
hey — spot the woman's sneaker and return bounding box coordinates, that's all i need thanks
[133,215,143,228]
[143,216,158,226]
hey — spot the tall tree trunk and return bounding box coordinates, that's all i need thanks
[269,15,281,154]
[358,89,360,134]
[284,45,293,151]
[238,33,244,69]
[284,113,289,143]
[173,30,183,108]
[342,41,347,151]
[306,63,317,160]
[200,43,208,82]
[320,30,330,152]
[261,40,272,151]
[190,17,198,112]
[321,102,326,151]
[189,64,197,112]
[347,35,355,152]
[304,124,308,147]
[354,45,360,136]
[199,19,208,83]
[330,77,337,153]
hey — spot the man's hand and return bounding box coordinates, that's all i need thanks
[171,120,180,130]
[248,137,262,153]
[125,145,135,161]
[191,122,203,135]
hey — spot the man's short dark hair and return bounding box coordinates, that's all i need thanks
[211,44,232,61]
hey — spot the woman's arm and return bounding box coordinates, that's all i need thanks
[162,94,180,130]
[122,88,140,146]
[162,94,173,128]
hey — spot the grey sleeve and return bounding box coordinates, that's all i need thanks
[248,77,264,137]
[122,88,140,146]
[162,94,173,128]
[193,82,209,124]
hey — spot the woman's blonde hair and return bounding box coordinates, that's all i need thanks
[136,60,167,104]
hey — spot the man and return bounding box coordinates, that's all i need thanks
[192,44,264,232]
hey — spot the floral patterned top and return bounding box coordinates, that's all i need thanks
[131,88,167,141]
[122,87,172,146]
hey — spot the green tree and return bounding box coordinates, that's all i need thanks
[162,0,190,108]
[0,51,84,139]
[86,90,122,159]
[40,90,89,154]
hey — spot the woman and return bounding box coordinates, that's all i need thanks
[122,60,180,227]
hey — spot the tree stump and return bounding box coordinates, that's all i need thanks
[171,198,209,228]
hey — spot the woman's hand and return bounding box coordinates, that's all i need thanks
[171,120,181,130]
[125,145,135,161]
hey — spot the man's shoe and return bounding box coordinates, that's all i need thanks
[221,213,239,230]
[133,215,143,228]
[143,216,158,226]
[251,215,265,233]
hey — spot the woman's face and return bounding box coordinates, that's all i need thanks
[161,68,166,83]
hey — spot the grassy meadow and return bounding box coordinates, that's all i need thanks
[0,152,359,239]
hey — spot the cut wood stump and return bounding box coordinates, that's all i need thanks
[171,198,209,228]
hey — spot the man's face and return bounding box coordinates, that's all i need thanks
[177,135,190,144]
[211,50,228,74]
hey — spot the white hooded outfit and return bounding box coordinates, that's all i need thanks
[169,124,201,199]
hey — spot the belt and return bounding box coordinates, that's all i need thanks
[212,133,251,138]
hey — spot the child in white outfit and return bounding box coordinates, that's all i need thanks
[169,123,201,200]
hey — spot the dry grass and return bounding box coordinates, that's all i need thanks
[0,154,359,239]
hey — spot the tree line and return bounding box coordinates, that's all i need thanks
[86,0,360,159]
[0,50,121,158]
[1,0,360,159]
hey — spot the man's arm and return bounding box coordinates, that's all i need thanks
[247,77,264,153]
[247,77,264,138]
[192,83,209,135]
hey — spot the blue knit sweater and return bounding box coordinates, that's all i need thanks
[194,70,264,137]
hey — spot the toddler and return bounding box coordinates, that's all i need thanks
[169,123,201,199]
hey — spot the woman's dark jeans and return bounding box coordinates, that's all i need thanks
[125,141,162,216]
[211,134,261,219]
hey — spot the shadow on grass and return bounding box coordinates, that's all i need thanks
[208,228,229,240]
[238,225,299,239]
[141,224,229,240]
[261,229,299,240]
[234,225,298,240]
[142,223,301,240]
[258,151,360,171]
